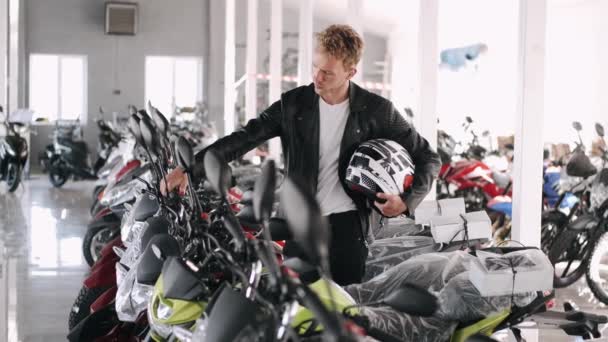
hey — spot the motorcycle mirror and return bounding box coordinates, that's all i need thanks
[466,116,473,124]
[253,160,276,222]
[482,130,490,137]
[466,334,499,342]
[128,105,138,115]
[128,115,144,146]
[0,105,3,113]
[280,177,330,267]
[149,102,170,137]
[203,150,232,199]
[175,136,194,171]
[139,117,161,157]
[382,283,438,317]
[137,109,152,123]
[573,121,583,131]
[596,123,605,137]
[98,106,105,115]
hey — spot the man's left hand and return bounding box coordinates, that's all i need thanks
[375,193,408,217]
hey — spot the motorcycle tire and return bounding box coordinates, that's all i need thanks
[83,225,116,267]
[6,162,21,192]
[68,285,110,331]
[586,232,608,305]
[49,158,68,188]
[549,229,588,288]
[540,211,568,255]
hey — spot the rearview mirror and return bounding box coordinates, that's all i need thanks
[596,123,605,137]
[280,177,330,267]
[573,121,583,131]
[128,105,138,115]
[140,117,161,156]
[466,116,473,124]
[203,150,232,198]
[175,136,194,171]
[253,160,276,222]
[149,101,170,137]
[482,130,490,137]
[128,115,144,146]
[382,283,438,317]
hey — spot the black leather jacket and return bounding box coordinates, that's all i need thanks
[192,82,441,235]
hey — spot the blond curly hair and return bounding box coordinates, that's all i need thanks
[315,24,364,69]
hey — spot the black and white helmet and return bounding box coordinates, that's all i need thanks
[345,139,415,203]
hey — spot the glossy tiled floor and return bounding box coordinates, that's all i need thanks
[0,177,607,341]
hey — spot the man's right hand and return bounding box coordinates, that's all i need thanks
[160,167,189,196]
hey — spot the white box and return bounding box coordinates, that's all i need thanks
[469,250,554,297]
[430,211,491,243]
[415,198,466,225]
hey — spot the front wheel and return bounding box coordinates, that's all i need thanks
[586,232,608,304]
[49,157,69,188]
[549,229,589,288]
[82,225,116,267]
[6,162,21,192]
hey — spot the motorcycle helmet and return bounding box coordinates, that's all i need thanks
[345,139,415,208]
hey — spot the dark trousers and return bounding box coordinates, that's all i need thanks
[283,210,368,286]
[326,210,368,286]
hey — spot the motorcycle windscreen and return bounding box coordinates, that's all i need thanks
[204,285,271,342]
[161,257,207,301]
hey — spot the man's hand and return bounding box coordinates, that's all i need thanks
[375,193,407,217]
[160,167,189,196]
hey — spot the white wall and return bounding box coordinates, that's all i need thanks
[25,0,209,170]
[544,0,608,147]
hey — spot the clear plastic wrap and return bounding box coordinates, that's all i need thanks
[364,236,438,281]
[347,251,538,342]
[115,258,154,322]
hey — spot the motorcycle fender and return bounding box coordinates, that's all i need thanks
[90,286,118,313]
[84,260,117,288]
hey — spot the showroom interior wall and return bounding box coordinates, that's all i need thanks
[22,0,388,168]
[24,0,210,172]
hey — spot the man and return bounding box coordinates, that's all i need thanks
[161,24,441,285]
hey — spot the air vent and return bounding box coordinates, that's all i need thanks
[105,2,138,35]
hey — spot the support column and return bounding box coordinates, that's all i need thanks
[347,0,363,83]
[7,0,19,114]
[511,0,547,249]
[417,0,439,200]
[268,0,282,161]
[0,0,7,108]
[223,0,236,136]
[297,0,313,86]
[245,0,258,122]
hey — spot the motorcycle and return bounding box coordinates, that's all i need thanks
[0,106,29,192]
[47,120,97,187]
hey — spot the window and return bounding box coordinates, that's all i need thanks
[29,54,87,123]
[145,56,203,118]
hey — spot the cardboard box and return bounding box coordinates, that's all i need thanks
[415,198,466,225]
[429,211,491,243]
[469,249,554,297]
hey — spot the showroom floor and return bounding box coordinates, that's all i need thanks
[0,177,607,341]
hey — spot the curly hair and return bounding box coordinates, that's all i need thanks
[315,24,364,69]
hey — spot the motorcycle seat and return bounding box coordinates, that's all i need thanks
[568,214,599,231]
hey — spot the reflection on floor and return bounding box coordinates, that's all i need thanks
[0,177,606,341]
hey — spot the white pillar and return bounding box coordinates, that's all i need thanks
[297,0,313,86]
[268,0,282,161]
[347,0,363,84]
[0,0,7,108]
[417,0,439,200]
[7,0,19,114]
[223,0,236,136]
[511,0,547,249]
[245,0,258,122]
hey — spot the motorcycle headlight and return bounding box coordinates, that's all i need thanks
[147,304,174,339]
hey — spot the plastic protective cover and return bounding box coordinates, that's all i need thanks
[119,221,147,269]
[591,168,608,211]
[346,251,537,342]
[115,257,154,322]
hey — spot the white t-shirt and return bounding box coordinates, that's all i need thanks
[316,97,357,216]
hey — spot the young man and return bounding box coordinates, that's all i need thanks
[161,24,441,285]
